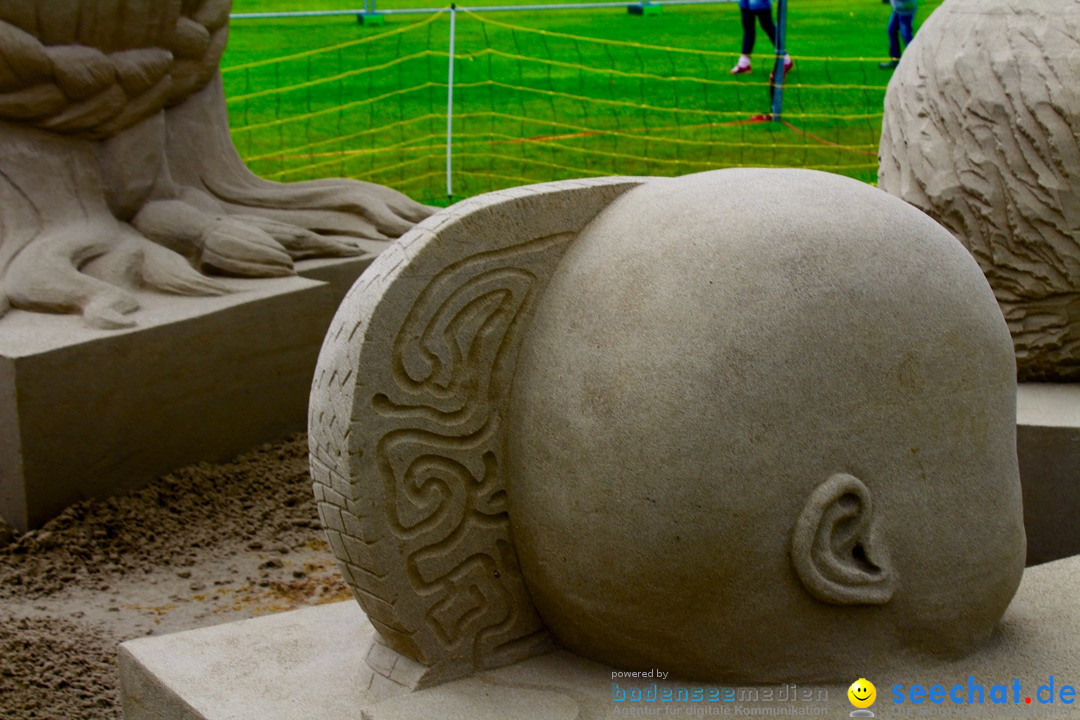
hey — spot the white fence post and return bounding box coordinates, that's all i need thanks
[446,4,457,200]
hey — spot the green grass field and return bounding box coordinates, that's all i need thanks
[222,0,944,206]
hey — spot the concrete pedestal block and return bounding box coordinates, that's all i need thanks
[0,256,374,532]
[120,554,1080,719]
[120,602,376,720]
[1018,383,1080,566]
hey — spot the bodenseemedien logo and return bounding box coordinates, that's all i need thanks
[848,678,877,717]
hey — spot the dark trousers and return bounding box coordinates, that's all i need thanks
[740,7,777,55]
[887,11,915,59]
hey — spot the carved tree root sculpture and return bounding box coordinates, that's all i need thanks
[0,122,232,329]
[165,76,434,245]
[0,1,433,329]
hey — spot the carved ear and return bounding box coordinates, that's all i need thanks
[791,473,896,605]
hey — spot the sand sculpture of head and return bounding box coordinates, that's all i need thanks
[878,0,1080,381]
[309,169,1025,689]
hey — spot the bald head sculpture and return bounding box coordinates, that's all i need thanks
[506,170,1025,682]
[310,169,1026,689]
[878,0,1080,381]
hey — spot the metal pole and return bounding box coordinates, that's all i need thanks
[770,0,787,121]
[446,4,457,200]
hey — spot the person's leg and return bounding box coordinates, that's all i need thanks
[732,6,755,72]
[741,7,757,55]
[756,7,777,48]
[887,10,902,60]
[898,12,915,49]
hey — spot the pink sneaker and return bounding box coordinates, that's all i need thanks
[730,61,752,75]
[769,58,794,83]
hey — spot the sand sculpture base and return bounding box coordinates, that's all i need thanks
[0,254,377,532]
[119,553,1080,719]
[1018,384,1080,566]
[114,379,1079,720]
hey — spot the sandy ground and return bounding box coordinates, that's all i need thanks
[0,435,353,720]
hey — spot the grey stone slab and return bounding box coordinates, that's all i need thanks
[1018,383,1080,566]
[0,255,371,531]
[1018,383,1080,429]
[120,553,1080,720]
[120,601,377,720]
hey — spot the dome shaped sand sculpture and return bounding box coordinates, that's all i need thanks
[309,169,1025,689]
[0,0,431,329]
[878,0,1080,381]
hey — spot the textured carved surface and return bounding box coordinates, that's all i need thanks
[878,0,1080,380]
[0,0,432,329]
[0,1,228,138]
[309,178,646,685]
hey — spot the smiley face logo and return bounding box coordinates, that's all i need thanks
[848,678,877,709]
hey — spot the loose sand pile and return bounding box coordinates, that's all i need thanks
[0,435,352,720]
